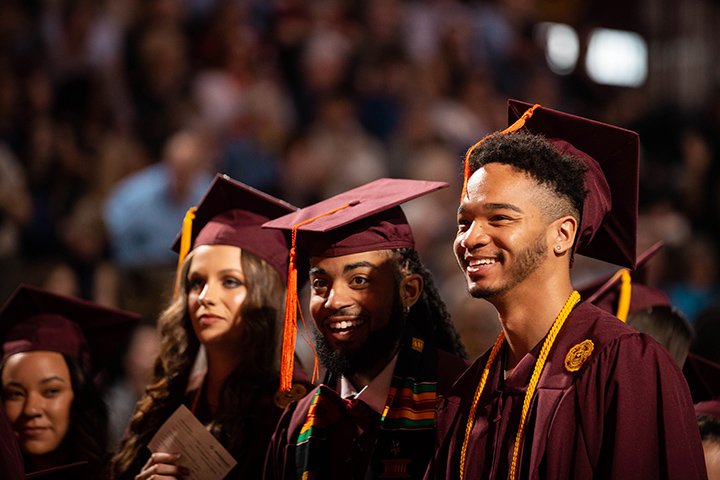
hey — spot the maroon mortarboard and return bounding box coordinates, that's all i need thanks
[580,242,671,321]
[581,242,668,321]
[0,284,141,375]
[695,399,720,418]
[263,178,449,390]
[507,99,639,268]
[684,353,720,404]
[171,174,297,281]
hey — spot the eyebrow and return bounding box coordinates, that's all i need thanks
[3,376,66,389]
[309,261,378,276]
[40,376,67,385]
[309,266,325,276]
[458,202,523,214]
[343,261,377,273]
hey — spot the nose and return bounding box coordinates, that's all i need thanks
[198,281,217,306]
[22,392,43,418]
[458,221,490,252]
[323,283,352,312]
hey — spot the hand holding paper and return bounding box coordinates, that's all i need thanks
[147,404,237,480]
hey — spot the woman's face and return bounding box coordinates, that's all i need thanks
[187,244,248,349]
[1,351,74,457]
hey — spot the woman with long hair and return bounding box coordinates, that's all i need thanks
[111,175,310,479]
[0,284,140,478]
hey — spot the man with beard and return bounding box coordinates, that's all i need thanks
[427,100,707,479]
[263,178,468,479]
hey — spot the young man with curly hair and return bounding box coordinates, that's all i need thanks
[428,101,707,479]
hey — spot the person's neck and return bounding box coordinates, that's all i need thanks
[347,344,399,391]
[27,444,71,472]
[204,347,243,414]
[490,270,575,369]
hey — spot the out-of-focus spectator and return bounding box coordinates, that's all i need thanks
[104,323,160,448]
[103,129,213,268]
[667,236,720,323]
[0,144,31,301]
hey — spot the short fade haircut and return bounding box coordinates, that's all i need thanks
[467,132,588,222]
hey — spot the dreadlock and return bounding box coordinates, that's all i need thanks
[393,248,467,359]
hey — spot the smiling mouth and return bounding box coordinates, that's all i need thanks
[327,317,366,334]
[467,258,497,267]
[465,256,499,274]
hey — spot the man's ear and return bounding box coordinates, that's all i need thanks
[400,273,423,310]
[550,215,578,255]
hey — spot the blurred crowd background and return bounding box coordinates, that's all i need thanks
[1,0,719,403]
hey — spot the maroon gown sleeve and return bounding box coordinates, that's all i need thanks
[0,408,24,480]
[570,333,707,479]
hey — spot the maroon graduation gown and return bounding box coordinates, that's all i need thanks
[428,301,708,479]
[265,347,468,479]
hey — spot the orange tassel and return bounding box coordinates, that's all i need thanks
[461,104,541,199]
[173,207,197,300]
[279,203,354,391]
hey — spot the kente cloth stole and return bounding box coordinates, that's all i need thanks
[295,336,439,479]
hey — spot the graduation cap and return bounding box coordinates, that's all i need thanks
[581,242,668,321]
[0,284,141,375]
[171,174,298,283]
[462,100,639,269]
[695,398,720,418]
[263,178,449,390]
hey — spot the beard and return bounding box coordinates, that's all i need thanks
[469,233,548,299]
[314,291,406,379]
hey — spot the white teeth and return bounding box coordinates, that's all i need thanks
[468,258,496,266]
[329,319,363,331]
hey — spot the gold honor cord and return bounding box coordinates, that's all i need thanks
[458,290,581,480]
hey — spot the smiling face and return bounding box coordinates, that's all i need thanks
[455,163,562,300]
[309,250,407,376]
[187,244,248,349]
[2,351,74,458]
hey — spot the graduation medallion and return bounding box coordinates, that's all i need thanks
[564,339,594,372]
[274,383,308,408]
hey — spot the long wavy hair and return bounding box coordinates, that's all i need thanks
[110,247,284,479]
[393,248,467,359]
[64,354,109,475]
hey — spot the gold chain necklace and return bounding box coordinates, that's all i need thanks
[458,290,581,480]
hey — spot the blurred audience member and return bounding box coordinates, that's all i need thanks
[104,129,213,268]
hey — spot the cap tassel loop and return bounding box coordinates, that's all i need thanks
[173,207,197,300]
[279,203,354,391]
[461,103,541,199]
